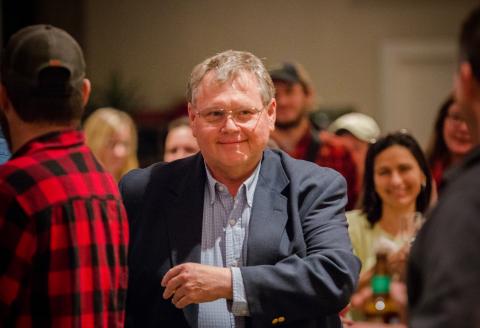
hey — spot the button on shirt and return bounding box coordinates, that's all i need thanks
[198,163,261,328]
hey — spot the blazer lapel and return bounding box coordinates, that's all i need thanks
[164,154,206,328]
[247,150,290,265]
[166,154,206,266]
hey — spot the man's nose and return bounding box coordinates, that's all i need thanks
[221,114,241,131]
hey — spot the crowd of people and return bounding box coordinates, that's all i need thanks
[1,5,480,327]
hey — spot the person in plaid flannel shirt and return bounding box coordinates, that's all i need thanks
[0,25,129,327]
[269,63,359,209]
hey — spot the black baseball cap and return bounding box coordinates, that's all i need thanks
[1,24,86,95]
[269,62,302,84]
[269,62,314,95]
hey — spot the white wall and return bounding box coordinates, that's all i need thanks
[84,0,477,126]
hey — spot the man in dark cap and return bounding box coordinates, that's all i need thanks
[269,63,358,209]
[0,25,128,327]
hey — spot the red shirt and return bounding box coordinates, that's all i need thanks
[0,129,129,327]
[287,128,358,210]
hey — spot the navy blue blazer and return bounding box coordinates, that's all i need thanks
[120,149,360,327]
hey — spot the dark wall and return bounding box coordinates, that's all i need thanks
[1,0,84,47]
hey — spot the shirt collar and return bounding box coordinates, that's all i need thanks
[205,160,262,206]
[12,129,84,159]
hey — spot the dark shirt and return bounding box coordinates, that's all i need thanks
[0,129,129,327]
[408,146,480,328]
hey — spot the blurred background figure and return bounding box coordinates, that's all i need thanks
[346,132,432,322]
[269,62,358,209]
[163,116,199,162]
[0,127,10,164]
[84,107,139,181]
[329,112,380,201]
[425,94,473,190]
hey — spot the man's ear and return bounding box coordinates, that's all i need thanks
[187,102,197,137]
[267,98,276,131]
[81,79,91,107]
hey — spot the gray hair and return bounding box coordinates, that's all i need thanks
[186,50,275,107]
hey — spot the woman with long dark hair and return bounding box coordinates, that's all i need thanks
[347,132,433,277]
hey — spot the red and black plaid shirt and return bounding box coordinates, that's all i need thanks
[0,129,129,327]
[287,128,359,210]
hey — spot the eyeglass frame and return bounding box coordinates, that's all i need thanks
[193,105,267,126]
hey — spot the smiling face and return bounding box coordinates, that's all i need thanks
[188,70,275,183]
[443,101,473,159]
[374,145,425,212]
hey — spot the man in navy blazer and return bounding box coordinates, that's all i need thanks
[120,50,360,327]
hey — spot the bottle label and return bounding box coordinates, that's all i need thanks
[371,275,390,294]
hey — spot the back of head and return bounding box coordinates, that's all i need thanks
[460,6,480,82]
[186,50,275,107]
[1,24,86,124]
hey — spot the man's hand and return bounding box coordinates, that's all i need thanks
[161,263,233,308]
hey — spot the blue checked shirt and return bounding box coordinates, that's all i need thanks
[198,162,261,328]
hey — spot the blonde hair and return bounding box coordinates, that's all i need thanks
[83,107,139,180]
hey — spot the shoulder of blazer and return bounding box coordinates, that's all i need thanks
[263,148,341,187]
[119,153,205,211]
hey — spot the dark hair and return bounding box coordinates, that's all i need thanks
[362,132,433,226]
[1,66,84,124]
[460,6,480,81]
[425,95,454,167]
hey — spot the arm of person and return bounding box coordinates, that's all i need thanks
[239,169,361,324]
[0,193,35,322]
[161,263,249,315]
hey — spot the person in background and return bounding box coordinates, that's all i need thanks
[120,50,360,327]
[84,107,139,181]
[408,6,480,327]
[0,24,128,326]
[347,131,432,295]
[425,94,473,190]
[269,62,358,209]
[164,116,199,162]
[329,112,380,203]
[0,127,10,163]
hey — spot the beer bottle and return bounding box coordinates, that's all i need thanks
[362,252,401,323]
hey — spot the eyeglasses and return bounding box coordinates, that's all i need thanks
[195,107,264,126]
[446,112,466,125]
